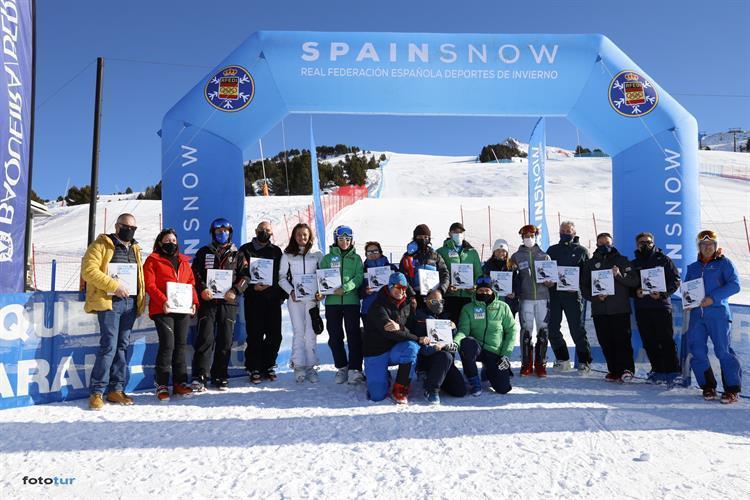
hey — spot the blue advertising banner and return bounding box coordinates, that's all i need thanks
[0,0,33,293]
[309,120,326,252]
[528,118,549,249]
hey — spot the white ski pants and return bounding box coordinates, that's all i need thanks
[520,299,549,334]
[287,299,319,369]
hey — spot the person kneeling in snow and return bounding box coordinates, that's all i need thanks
[455,276,518,396]
[364,272,431,404]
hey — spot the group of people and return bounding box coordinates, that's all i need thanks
[81,212,743,410]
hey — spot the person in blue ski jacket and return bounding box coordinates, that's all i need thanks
[684,230,742,404]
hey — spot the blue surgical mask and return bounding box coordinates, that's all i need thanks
[451,233,464,245]
[214,232,230,245]
[559,234,573,243]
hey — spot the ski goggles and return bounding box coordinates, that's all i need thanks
[426,298,444,307]
[334,226,353,239]
[697,230,717,243]
[475,276,493,288]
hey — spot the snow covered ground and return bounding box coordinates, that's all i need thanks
[6,148,748,499]
[1,360,748,499]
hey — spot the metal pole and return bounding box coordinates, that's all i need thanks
[281,119,290,195]
[51,259,57,292]
[87,57,104,246]
[592,212,598,236]
[460,204,464,225]
[23,0,38,291]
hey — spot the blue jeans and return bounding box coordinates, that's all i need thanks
[90,297,136,394]
[364,341,419,402]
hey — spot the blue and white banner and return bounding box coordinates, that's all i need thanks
[161,32,700,271]
[528,118,549,249]
[0,0,33,293]
[309,120,326,252]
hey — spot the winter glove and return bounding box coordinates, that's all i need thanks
[309,306,325,336]
[497,356,510,371]
[443,342,459,353]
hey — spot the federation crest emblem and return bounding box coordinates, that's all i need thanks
[609,70,658,117]
[205,65,254,112]
[0,231,12,262]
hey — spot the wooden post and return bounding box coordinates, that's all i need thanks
[592,212,598,236]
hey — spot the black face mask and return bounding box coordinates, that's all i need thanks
[116,225,136,242]
[256,231,271,243]
[160,242,178,256]
[597,244,612,254]
[638,242,654,255]
[426,301,444,315]
[476,292,495,305]
[416,239,430,251]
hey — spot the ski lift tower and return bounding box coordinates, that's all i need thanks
[728,128,743,152]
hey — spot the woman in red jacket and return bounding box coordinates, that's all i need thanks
[144,228,199,401]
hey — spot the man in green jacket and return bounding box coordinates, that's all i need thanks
[319,225,365,384]
[436,222,483,326]
[456,276,519,396]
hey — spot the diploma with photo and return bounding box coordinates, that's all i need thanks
[489,271,513,297]
[107,263,138,296]
[681,278,705,309]
[556,266,580,292]
[535,260,558,283]
[248,257,274,286]
[166,282,194,314]
[640,267,667,293]
[425,319,454,347]
[367,266,393,291]
[418,268,440,296]
[316,268,342,295]
[293,273,318,299]
[451,263,474,290]
[591,269,615,296]
[206,269,234,297]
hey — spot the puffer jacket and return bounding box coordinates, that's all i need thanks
[81,234,146,315]
[436,238,483,298]
[684,252,740,320]
[510,244,552,301]
[319,245,364,306]
[278,249,323,302]
[454,295,518,357]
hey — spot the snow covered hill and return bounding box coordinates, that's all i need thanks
[6,148,750,498]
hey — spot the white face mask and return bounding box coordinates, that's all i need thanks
[523,237,535,248]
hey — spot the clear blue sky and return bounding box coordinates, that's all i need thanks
[33,0,750,199]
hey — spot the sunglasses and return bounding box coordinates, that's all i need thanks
[391,284,407,291]
[118,223,137,231]
[366,249,381,255]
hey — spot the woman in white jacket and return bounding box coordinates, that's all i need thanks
[279,223,323,383]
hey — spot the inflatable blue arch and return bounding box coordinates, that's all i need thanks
[161,32,698,274]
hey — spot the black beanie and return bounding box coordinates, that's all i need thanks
[413,224,431,238]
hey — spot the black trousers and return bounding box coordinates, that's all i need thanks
[548,292,592,363]
[326,304,363,371]
[153,313,191,386]
[459,337,512,394]
[634,308,680,373]
[445,296,471,326]
[593,313,634,377]
[420,350,467,397]
[192,302,238,381]
[244,296,282,372]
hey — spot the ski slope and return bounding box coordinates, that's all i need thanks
[7,149,748,499]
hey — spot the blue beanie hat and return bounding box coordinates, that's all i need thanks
[388,272,408,289]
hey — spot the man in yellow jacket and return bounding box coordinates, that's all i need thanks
[81,213,146,410]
